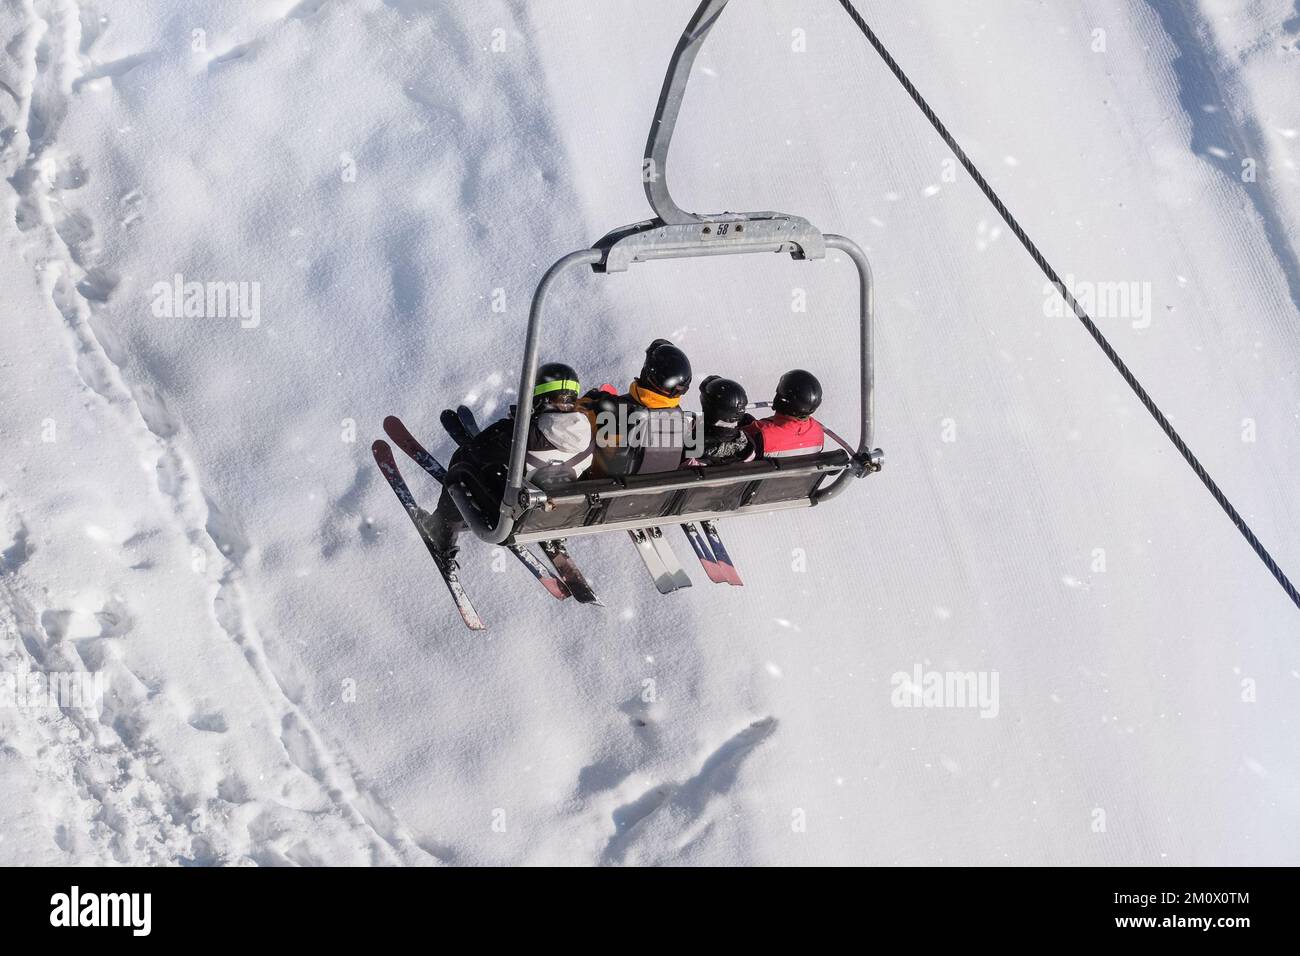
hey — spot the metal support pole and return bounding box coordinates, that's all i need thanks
[503,248,604,506]
[824,234,873,455]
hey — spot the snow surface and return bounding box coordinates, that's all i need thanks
[1,0,1298,865]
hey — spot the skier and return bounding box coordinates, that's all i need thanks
[687,375,754,465]
[581,338,693,476]
[742,369,826,459]
[429,362,593,561]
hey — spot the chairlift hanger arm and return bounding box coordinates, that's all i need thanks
[644,0,732,225]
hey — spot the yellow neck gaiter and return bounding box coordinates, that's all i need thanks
[630,380,681,409]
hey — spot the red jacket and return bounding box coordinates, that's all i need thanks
[743,414,825,459]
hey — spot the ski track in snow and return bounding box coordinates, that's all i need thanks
[0,516,190,863]
[2,0,434,866]
[1,0,674,867]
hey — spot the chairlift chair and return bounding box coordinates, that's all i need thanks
[447,0,884,547]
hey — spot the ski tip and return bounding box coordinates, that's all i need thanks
[372,438,391,457]
[700,561,730,585]
[542,579,571,601]
[383,415,414,443]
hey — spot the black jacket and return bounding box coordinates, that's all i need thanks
[699,425,754,466]
[580,389,689,477]
[448,417,514,501]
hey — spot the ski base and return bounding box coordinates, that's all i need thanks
[647,527,692,590]
[440,408,473,448]
[383,416,446,481]
[629,528,690,594]
[681,522,730,585]
[509,545,570,600]
[540,540,602,605]
[700,520,743,587]
[372,439,486,631]
[456,405,481,438]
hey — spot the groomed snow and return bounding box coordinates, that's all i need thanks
[1,0,1298,865]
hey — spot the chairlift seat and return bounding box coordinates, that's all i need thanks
[494,450,850,544]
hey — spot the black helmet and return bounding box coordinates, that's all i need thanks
[772,369,822,418]
[699,375,748,427]
[639,339,692,398]
[532,361,581,407]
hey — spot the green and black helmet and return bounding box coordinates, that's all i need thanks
[532,361,581,408]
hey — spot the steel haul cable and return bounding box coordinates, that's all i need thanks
[836,0,1300,612]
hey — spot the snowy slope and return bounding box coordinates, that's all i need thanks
[1,0,1298,865]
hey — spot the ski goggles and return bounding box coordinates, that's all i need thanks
[533,378,581,399]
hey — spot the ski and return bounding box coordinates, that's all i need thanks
[439,408,599,604]
[628,528,682,594]
[647,527,692,590]
[381,419,570,601]
[383,415,446,481]
[440,408,473,448]
[508,544,571,601]
[539,539,602,605]
[680,522,729,585]
[456,405,481,438]
[372,439,486,631]
[700,520,743,587]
